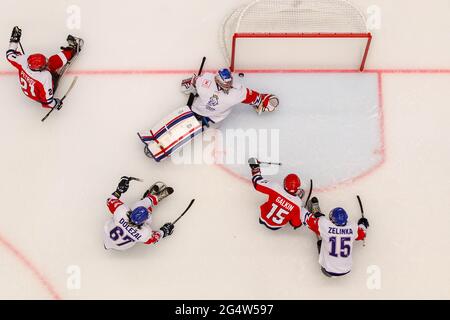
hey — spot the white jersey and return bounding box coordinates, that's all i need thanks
[191,72,247,123]
[301,211,367,275]
[104,195,163,251]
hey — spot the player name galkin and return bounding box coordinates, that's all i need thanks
[119,218,142,240]
[275,196,294,211]
[328,227,353,235]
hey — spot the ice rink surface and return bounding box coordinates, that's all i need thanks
[0,0,449,299]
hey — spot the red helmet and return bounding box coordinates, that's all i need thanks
[284,173,301,195]
[27,54,47,71]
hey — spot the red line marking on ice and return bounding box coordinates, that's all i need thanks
[2,68,450,76]
[0,233,61,300]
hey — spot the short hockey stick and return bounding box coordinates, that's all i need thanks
[172,199,195,225]
[305,179,313,205]
[41,76,78,122]
[18,41,25,55]
[356,195,366,247]
[187,57,206,107]
[257,160,282,166]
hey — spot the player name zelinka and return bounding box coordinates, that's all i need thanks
[328,227,354,235]
[119,218,142,240]
[275,196,294,211]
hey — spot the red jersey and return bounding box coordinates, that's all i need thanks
[6,45,59,108]
[252,174,304,230]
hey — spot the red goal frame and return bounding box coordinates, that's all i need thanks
[230,32,372,72]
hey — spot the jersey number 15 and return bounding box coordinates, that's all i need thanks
[266,203,289,224]
[329,237,351,258]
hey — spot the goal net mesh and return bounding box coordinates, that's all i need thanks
[220,0,369,69]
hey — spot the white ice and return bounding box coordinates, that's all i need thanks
[0,0,449,299]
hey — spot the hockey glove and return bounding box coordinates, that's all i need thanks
[358,217,370,228]
[53,98,63,110]
[248,157,261,175]
[113,176,130,198]
[181,74,198,95]
[248,157,260,169]
[10,26,22,43]
[160,223,174,238]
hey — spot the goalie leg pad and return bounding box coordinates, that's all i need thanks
[138,106,203,162]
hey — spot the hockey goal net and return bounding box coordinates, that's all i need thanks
[220,0,372,72]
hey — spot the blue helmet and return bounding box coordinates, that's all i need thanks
[130,206,149,225]
[329,207,348,226]
[216,68,233,91]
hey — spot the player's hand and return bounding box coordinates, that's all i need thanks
[358,217,369,228]
[117,176,131,194]
[298,188,305,199]
[53,98,63,110]
[160,223,174,238]
[10,26,22,43]
[248,157,260,169]
[181,74,198,95]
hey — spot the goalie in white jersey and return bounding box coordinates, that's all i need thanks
[301,197,370,277]
[104,177,175,251]
[182,68,279,126]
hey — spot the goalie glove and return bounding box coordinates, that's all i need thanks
[181,74,198,95]
[243,89,279,115]
[255,94,279,114]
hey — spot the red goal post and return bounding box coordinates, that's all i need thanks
[221,0,372,72]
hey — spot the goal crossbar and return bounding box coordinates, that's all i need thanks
[230,32,372,72]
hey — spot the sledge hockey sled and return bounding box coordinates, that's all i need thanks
[137,106,203,162]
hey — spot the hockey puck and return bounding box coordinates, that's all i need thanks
[238,73,244,77]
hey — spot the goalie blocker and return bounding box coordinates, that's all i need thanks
[137,106,203,162]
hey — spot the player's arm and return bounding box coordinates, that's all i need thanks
[40,77,61,109]
[106,177,131,214]
[106,196,124,215]
[144,223,174,245]
[301,209,323,236]
[289,207,303,230]
[241,89,279,114]
[248,157,271,193]
[6,27,22,69]
[355,218,369,241]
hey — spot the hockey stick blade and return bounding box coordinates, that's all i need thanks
[257,160,282,166]
[357,195,365,218]
[303,179,313,205]
[172,199,195,225]
[19,41,25,55]
[356,195,366,247]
